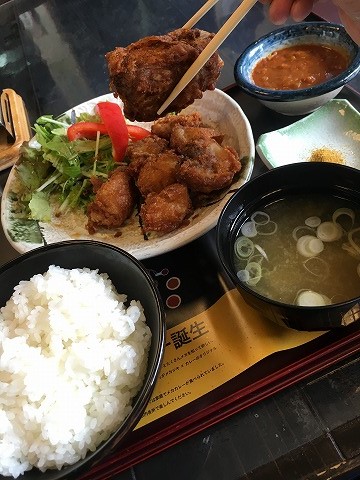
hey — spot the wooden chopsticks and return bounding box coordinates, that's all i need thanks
[157,0,257,116]
[183,0,220,29]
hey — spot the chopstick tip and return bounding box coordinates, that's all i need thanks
[156,106,165,116]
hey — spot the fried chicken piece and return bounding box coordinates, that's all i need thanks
[86,169,136,233]
[126,136,169,176]
[140,183,192,234]
[136,151,182,197]
[151,112,203,140]
[170,125,223,155]
[105,28,223,121]
[172,125,241,193]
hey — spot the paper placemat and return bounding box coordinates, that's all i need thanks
[137,288,323,428]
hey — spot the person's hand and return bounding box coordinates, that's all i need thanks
[264,0,315,25]
[261,0,360,44]
[332,0,360,44]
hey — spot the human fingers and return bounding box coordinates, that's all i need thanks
[290,0,315,21]
[337,9,360,44]
[267,0,316,24]
[267,0,293,25]
[332,0,360,17]
[333,0,360,44]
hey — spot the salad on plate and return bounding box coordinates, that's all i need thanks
[1,90,254,259]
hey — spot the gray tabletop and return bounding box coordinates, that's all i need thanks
[1,1,360,479]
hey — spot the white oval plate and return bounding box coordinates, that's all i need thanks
[1,89,255,260]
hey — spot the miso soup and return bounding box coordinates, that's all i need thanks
[232,194,360,306]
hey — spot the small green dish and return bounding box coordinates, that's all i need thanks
[256,99,360,169]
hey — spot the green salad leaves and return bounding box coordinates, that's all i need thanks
[14,113,117,222]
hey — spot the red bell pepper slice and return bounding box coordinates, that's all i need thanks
[127,125,151,141]
[67,122,107,141]
[67,121,150,143]
[66,103,151,162]
[96,102,129,162]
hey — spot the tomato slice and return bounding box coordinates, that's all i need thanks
[67,122,107,141]
[96,102,129,162]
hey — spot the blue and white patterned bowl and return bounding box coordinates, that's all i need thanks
[234,22,360,116]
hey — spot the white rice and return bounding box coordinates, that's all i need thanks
[0,265,151,478]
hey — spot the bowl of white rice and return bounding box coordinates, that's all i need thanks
[0,240,166,479]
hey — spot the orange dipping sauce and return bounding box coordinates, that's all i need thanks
[252,44,349,90]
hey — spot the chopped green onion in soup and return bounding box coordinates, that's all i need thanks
[232,197,360,305]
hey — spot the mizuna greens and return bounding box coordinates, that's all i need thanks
[13,112,117,222]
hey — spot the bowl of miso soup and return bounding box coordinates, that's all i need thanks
[216,162,360,331]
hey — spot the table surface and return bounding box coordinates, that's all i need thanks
[1,1,360,479]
